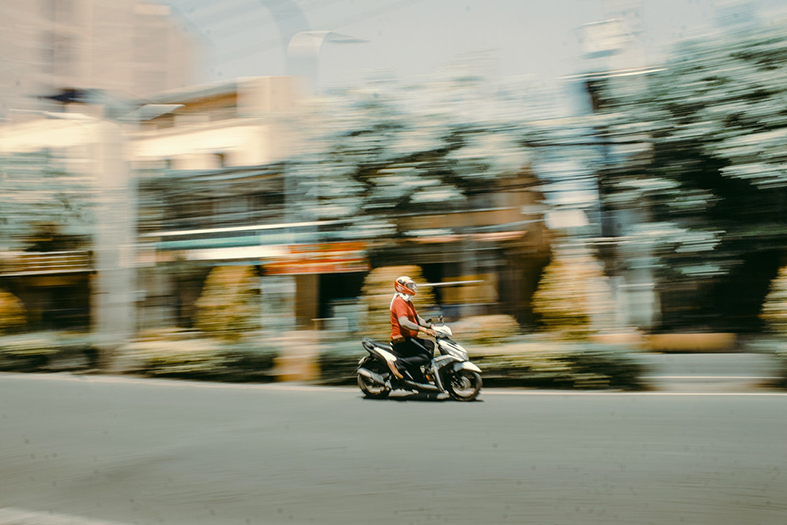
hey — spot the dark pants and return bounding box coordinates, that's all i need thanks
[392,337,432,381]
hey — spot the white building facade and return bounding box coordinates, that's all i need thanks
[0,0,199,117]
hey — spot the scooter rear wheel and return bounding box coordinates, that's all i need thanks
[358,373,391,399]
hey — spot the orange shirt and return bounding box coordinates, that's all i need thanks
[390,295,419,340]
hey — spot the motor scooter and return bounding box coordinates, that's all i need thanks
[355,319,482,401]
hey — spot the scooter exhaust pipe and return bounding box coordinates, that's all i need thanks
[358,367,387,385]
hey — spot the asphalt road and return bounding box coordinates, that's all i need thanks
[1,374,786,525]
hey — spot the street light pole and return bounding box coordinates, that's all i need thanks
[41,112,136,367]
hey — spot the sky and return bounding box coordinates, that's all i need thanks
[162,0,787,94]
[169,0,603,84]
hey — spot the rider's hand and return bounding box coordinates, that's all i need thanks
[422,328,437,337]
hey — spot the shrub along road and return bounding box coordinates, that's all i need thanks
[1,373,785,525]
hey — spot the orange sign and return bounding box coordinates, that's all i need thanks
[265,242,369,275]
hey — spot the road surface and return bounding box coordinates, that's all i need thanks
[1,373,785,524]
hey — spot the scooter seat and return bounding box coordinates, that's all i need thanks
[362,337,393,354]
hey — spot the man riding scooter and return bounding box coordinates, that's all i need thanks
[388,276,437,383]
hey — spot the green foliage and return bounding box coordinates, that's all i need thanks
[450,315,521,346]
[0,289,26,334]
[287,70,535,238]
[474,343,646,390]
[123,338,226,376]
[194,266,261,341]
[593,24,787,330]
[0,333,58,356]
[0,150,94,251]
[770,343,787,389]
[531,245,615,340]
[23,221,88,252]
[359,265,436,340]
[120,337,278,382]
[602,27,787,220]
[316,338,645,390]
[0,333,62,370]
[0,332,97,372]
[761,266,787,335]
[746,337,787,390]
[318,342,365,385]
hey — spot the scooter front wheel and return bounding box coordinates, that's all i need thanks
[447,370,482,402]
[358,373,391,399]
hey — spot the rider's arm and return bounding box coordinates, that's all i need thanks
[397,316,421,333]
[416,315,432,328]
[399,316,436,337]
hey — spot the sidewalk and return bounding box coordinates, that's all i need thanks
[638,352,783,393]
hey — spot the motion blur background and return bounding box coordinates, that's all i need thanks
[4,0,787,373]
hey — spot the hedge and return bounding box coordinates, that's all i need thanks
[472,342,646,390]
[0,332,97,372]
[318,341,366,385]
[317,338,647,390]
[746,338,787,390]
[0,331,647,391]
[118,337,279,382]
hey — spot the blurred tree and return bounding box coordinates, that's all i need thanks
[359,265,436,340]
[286,66,552,328]
[761,265,787,336]
[287,65,536,239]
[23,221,87,252]
[0,289,27,334]
[195,266,261,341]
[0,150,93,251]
[592,23,787,331]
[531,244,615,341]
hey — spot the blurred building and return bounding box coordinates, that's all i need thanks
[0,0,198,117]
[0,114,136,356]
[132,76,315,332]
[133,76,551,333]
[368,177,549,325]
[0,73,551,340]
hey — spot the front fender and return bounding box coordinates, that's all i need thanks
[453,361,481,374]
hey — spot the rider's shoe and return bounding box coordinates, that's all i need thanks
[385,357,404,380]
